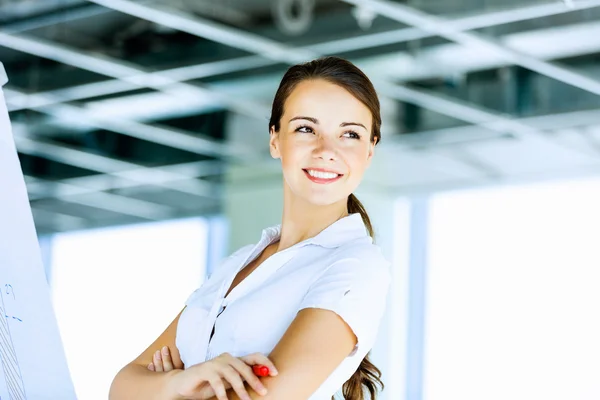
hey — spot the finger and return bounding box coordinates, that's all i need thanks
[147,363,155,372]
[230,357,268,396]
[208,376,229,400]
[220,365,252,400]
[252,365,269,377]
[240,353,278,376]
[161,346,174,371]
[153,350,164,372]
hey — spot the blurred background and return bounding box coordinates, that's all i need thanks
[2,0,600,399]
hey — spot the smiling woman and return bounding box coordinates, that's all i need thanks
[109,57,390,400]
[270,62,380,207]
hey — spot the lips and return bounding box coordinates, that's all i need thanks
[303,168,343,184]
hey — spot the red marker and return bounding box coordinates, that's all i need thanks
[253,365,270,377]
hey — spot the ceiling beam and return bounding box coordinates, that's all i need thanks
[80,0,598,156]
[30,206,88,231]
[13,134,221,199]
[377,83,543,140]
[86,0,316,63]
[4,0,598,138]
[388,162,600,197]
[376,82,600,165]
[26,174,174,220]
[26,160,223,200]
[342,0,600,96]
[5,88,247,160]
[7,0,600,112]
[2,3,110,34]
[0,30,270,120]
[315,0,600,54]
[390,108,600,150]
[3,0,596,182]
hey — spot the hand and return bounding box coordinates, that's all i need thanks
[165,352,278,400]
[148,346,180,372]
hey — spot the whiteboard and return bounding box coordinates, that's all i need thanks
[0,63,77,399]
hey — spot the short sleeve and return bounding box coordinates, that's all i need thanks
[298,255,391,357]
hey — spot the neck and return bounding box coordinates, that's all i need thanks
[276,183,349,252]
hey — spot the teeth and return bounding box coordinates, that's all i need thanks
[307,169,339,179]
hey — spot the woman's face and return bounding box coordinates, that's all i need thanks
[269,79,376,206]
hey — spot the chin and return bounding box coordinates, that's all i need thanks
[285,177,353,206]
[305,198,337,207]
[301,191,350,207]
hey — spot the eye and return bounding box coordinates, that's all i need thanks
[295,125,314,134]
[343,130,361,140]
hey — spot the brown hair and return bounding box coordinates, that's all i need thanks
[269,56,384,399]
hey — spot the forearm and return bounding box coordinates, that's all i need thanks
[207,376,299,400]
[207,382,263,400]
[109,363,180,400]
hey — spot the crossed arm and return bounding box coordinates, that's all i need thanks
[134,307,357,399]
[213,307,356,399]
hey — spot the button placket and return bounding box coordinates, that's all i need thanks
[203,241,265,361]
[202,238,307,362]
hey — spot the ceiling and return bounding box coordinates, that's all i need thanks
[2,0,600,234]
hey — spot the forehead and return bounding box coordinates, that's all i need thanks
[283,79,372,125]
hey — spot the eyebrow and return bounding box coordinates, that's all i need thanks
[288,116,368,131]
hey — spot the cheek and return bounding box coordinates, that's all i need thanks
[280,149,299,169]
[345,148,370,174]
[280,139,308,167]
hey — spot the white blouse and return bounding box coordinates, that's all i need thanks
[176,213,391,399]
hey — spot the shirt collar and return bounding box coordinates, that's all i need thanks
[259,213,370,249]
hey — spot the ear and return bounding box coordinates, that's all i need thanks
[269,126,281,159]
[365,137,376,166]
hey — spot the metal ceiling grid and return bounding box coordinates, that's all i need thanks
[1,0,600,234]
[82,1,600,171]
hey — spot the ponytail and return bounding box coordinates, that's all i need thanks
[337,194,384,400]
[347,193,374,239]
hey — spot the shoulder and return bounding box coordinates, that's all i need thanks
[303,238,391,301]
[336,237,389,266]
[298,239,391,357]
[326,238,391,283]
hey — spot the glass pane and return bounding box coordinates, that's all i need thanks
[424,178,600,400]
[50,218,208,400]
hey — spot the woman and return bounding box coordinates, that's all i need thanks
[109,56,391,400]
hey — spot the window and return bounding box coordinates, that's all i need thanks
[423,178,600,400]
[50,218,208,400]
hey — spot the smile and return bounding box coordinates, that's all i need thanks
[303,169,343,184]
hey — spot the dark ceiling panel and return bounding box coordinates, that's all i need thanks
[18,152,99,180]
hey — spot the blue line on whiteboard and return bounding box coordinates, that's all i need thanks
[0,286,27,399]
[3,286,14,301]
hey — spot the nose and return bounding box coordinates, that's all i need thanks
[312,135,338,161]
